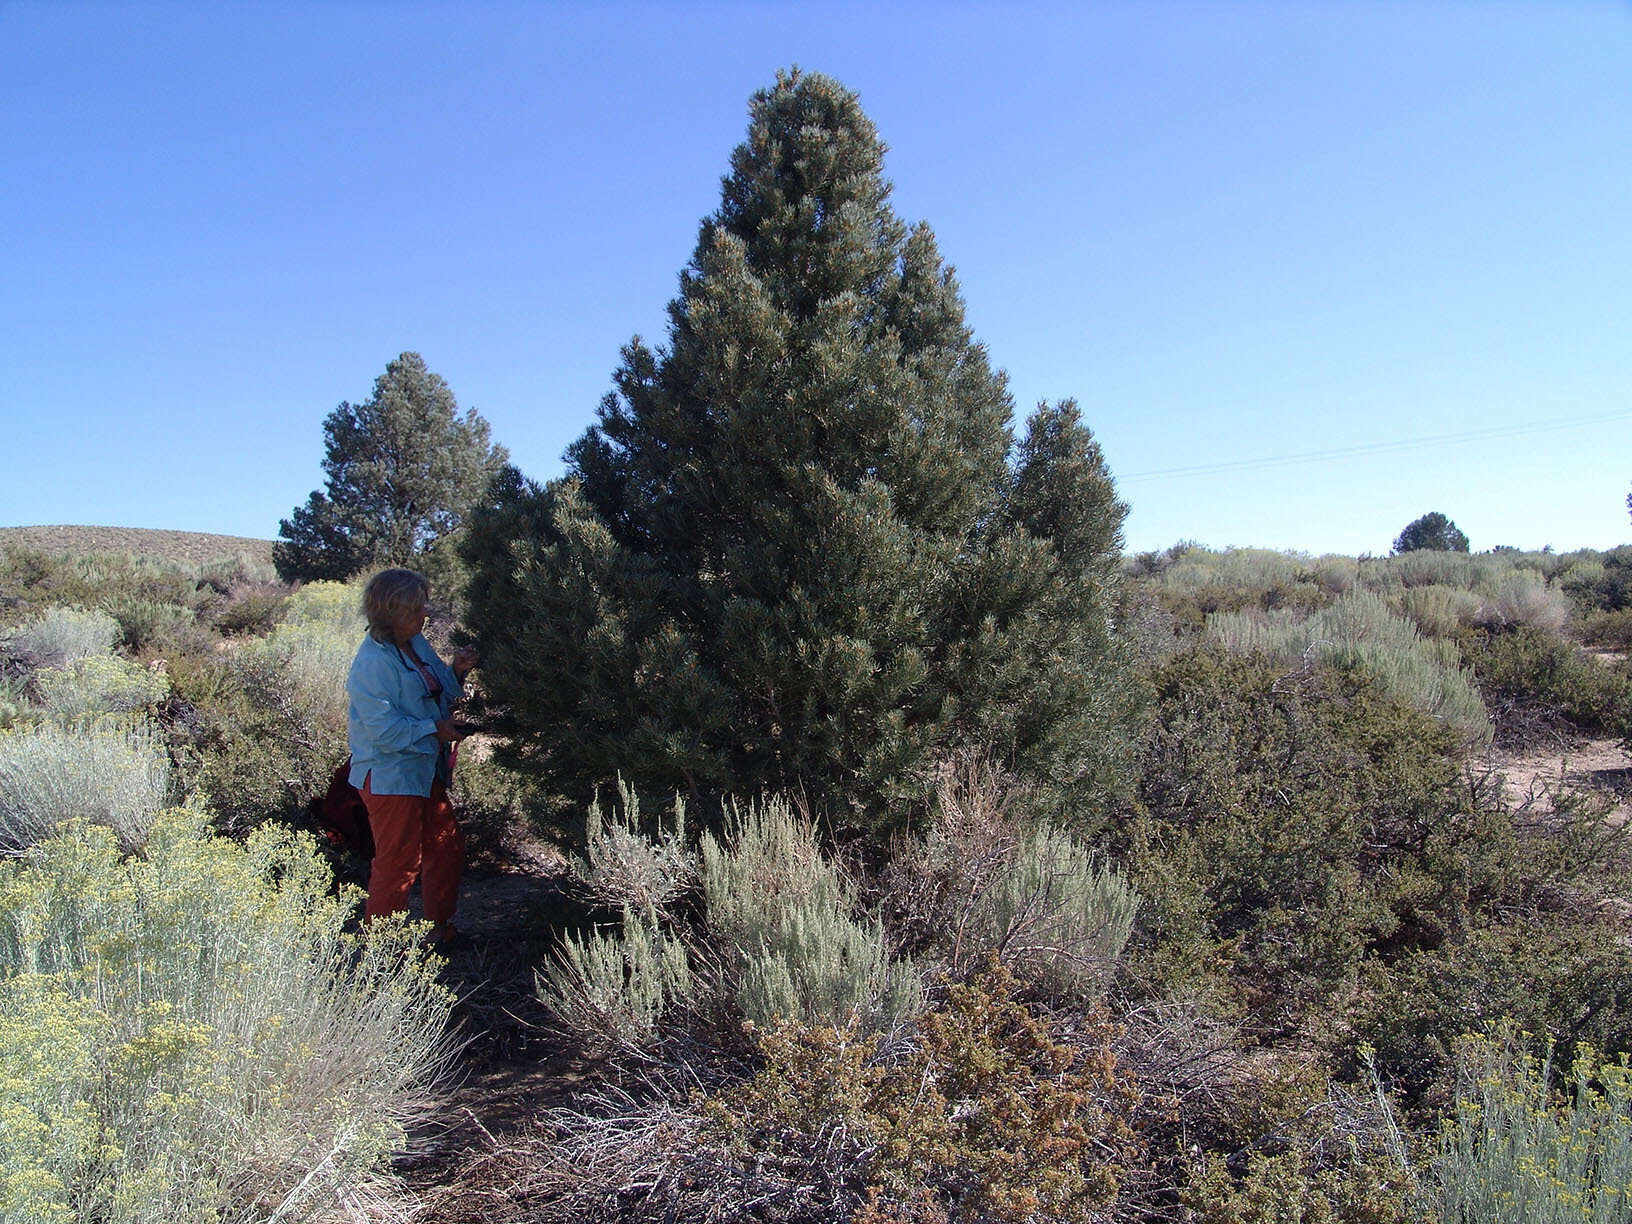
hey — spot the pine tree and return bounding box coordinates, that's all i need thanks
[1392,511,1469,554]
[274,352,508,583]
[464,71,1136,832]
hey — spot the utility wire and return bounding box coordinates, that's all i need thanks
[1118,407,1632,482]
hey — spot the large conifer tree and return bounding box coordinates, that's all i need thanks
[463,71,1135,831]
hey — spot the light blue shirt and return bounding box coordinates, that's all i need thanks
[346,633,463,797]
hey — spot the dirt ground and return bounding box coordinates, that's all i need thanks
[1488,734,1632,823]
[386,826,598,1216]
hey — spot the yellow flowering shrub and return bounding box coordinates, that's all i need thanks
[0,810,453,1224]
[32,654,169,720]
[1428,1028,1632,1224]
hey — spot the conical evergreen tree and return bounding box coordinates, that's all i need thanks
[464,70,1137,832]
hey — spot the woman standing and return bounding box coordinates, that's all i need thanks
[346,568,476,946]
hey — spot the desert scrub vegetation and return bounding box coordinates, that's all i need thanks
[186,580,361,832]
[1118,647,1632,1095]
[572,780,696,917]
[0,604,121,667]
[700,797,921,1030]
[1206,589,1492,745]
[884,759,1139,999]
[1461,624,1632,746]
[701,960,1142,1223]
[0,810,453,1224]
[1422,1029,1632,1224]
[0,718,170,853]
[538,793,918,1051]
[498,959,1144,1224]
[31,654,169,720]
[505,770,1156,1223]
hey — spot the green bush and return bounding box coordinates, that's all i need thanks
[0,719,169,854]
[0,811,452,1224]
[280,579,365,631]
[1356,912,1632,1102]
[1425,1029,1632,1224]
[198,617,355,832]
[1576,607,1632,651]
[32,655,169,720]
[1463,625,1630,742]
[1123,649,1478,1017]
[447,746,544,847]
[101,595,196,653]
[1182,1146,1411,1224]
[702,960,1140,1223]
[209,583,289,637]
[701,797,920,1030]
[1561,546,1632,614]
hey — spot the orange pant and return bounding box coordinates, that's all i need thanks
[360,775,463,926]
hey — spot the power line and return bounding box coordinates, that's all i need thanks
[1118,408,1632,482]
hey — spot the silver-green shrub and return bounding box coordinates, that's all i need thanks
[0,718,169,853]
[1476,575,1570,634]
[889,760,1138,997]
[966,823,1138,994]
[2,605,120,667]
[32,655,169,720]
[536,904,694,1054]
[1396,584,1483,638]
[701,797,919,1030]
[1158,547,1305,596]
[101,594,197,652]
[1208,590,1492,744]
[1424,1030,1632,1224]
[575,781,695,917]
[1309,554,1359,595]
[0,810,453,1224]
[230,618,354,759]
[1374,549,1489,591]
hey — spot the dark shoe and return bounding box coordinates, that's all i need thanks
[426,922,462,952]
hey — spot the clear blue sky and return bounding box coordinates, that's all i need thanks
[3,1,1628,556]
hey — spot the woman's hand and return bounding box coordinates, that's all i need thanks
[434,718,466,744]
[451,646,478,682]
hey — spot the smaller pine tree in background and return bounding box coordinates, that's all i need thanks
[1392,510,1469,554]
[275,352,507,584]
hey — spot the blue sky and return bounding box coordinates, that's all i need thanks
[3,1,1628,555]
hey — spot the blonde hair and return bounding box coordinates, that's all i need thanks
[362,568,430,642]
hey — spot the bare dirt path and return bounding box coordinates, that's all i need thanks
[1488,735,1632,822]
[391,833,601,1219]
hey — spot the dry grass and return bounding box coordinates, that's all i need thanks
[0,524,274,567]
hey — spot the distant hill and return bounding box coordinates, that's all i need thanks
[0,525,276,569]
